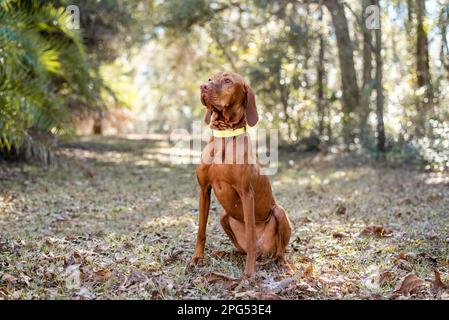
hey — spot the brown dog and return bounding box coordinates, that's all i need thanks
[191,71,292,277]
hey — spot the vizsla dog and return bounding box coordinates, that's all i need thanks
[191,71,292,277]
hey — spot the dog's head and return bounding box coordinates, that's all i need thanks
[200,71,258,127]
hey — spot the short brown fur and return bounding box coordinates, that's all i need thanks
[191,72,292,277]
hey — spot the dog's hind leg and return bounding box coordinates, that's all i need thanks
[220,210,245,254]
[272,205,292,263]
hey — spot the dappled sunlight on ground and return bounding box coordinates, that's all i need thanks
[0,136,448,299]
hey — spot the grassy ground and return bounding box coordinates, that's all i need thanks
[1,135,448,300]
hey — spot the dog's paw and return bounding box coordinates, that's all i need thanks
[187,256,205,270]
[241,268,256,280]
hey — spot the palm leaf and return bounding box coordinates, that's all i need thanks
[0,0,99,152]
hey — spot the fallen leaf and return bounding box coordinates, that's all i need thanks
[431,270,448,294]
[18,273,31,286]
[417,252,438,264]
[93,243,110,253]
[296,281,318,293]
[0,287,8,299]
[122,269,149,288]
[380,271,394,286]
[394,252,413,270]
[13,240,26,247]
[66,251,83,266]
[211,250,229,259]
[392,273,426,296]
[92,269,112,281]
[324,252,338,257]
[43,252,56,260]
[297,217,312,225]
[1,274,17,283]
[296,256,312,263]
[397,252,407,261]
[335,204,346,215]
[234,290,255,298]
[368,293,383,300]
[202,272,238,283]
[164,249,183,264]
[123,241,134,249]
[73,251,83,262]
[199,272,238,290]
[45,237,56,246]
[303,265,313,278]
[362,225,393,237]
[332,232,350,239]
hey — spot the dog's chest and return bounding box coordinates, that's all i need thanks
[199,164,239,209]
[200,134,255,165]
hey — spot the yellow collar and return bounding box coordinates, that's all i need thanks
[212,126,247,138]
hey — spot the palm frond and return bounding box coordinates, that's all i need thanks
[0,0,99,152]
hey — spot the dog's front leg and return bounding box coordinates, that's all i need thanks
[241,186,256,277]
[191,185,211,265]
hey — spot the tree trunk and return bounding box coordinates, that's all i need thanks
[407,0,414,25]
[440,5,449,79]
[303,4,311,94]
[416,0,432,136]
[317,7,326,138]
[374,0,386,153]
[360,0,375,143]
[281,89,292,140]
[324,0,360,144]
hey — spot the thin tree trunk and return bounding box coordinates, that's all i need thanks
[317,7,326,138]
[407,0,414,25]
[416,0,432,136]
[360,0,375,143]
[416,0,432,91]
[303,4,311,93]
[374,0,386,153]
[440,5,449,79]
[324,0,360,145]
[276,69,292,140]
[281,89,292,140]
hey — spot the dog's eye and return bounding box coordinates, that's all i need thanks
[208,78,212,82]
[224,79,232,84]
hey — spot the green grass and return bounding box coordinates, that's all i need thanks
[0,135,448,299]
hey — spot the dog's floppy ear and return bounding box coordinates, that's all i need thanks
[204,110,212,125]
[244,84,259,126]
[201,94,212,125]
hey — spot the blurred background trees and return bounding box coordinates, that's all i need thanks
[1,0,448,169]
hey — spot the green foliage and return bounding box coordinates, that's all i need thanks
[361,120,449,171]
[64,0,146,63]
[159,0,222,31]
[0,0,99,150]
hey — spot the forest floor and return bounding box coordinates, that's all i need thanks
[1,135,448,300]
